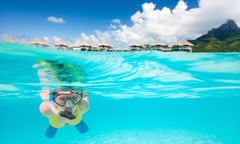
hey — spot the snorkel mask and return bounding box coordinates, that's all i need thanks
[50,90,83,120]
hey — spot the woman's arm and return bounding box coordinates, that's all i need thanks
[79,96,90,114]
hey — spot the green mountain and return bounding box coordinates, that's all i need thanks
[191,19,240,52]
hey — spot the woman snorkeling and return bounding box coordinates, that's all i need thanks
[34,59,89,138]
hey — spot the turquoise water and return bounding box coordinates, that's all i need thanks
[0,42,240,144]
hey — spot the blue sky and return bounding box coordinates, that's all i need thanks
[0,0,239,47]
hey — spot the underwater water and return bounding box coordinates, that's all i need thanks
[0,42,240,144]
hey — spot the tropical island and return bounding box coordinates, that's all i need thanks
[191,19,240,52]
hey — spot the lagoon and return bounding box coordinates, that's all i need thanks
[0,42,240,144]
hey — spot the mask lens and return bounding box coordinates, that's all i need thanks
[54,95,67,106]
[70,93,82,105]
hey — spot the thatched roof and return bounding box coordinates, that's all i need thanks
[41,40,51,47]
[151,40,167,47]
[55,39,68,47]
[29,38,51,47]
[30,38,43,45]
[128,41,144,48]
[98,41,113,48]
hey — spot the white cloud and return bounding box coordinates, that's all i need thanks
[47,16,65,24]
[110,19,122,29]
[112,18,121,24]
[82,0,240,48]
[43,36,50,42]
[52,36,61,42]
[80,33,99,44]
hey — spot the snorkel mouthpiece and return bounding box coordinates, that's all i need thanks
[60,108,76,120]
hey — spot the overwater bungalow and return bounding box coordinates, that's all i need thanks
[3,35,16,43]
[151,40,170,51]
[128,41,144,51]
[30,38,51,47]
[41,40,51,47]
[169,40,193,52]
[98,41,113,51]
[80,41,91,51]
[54,39,68,50]
[30,38,43,46]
